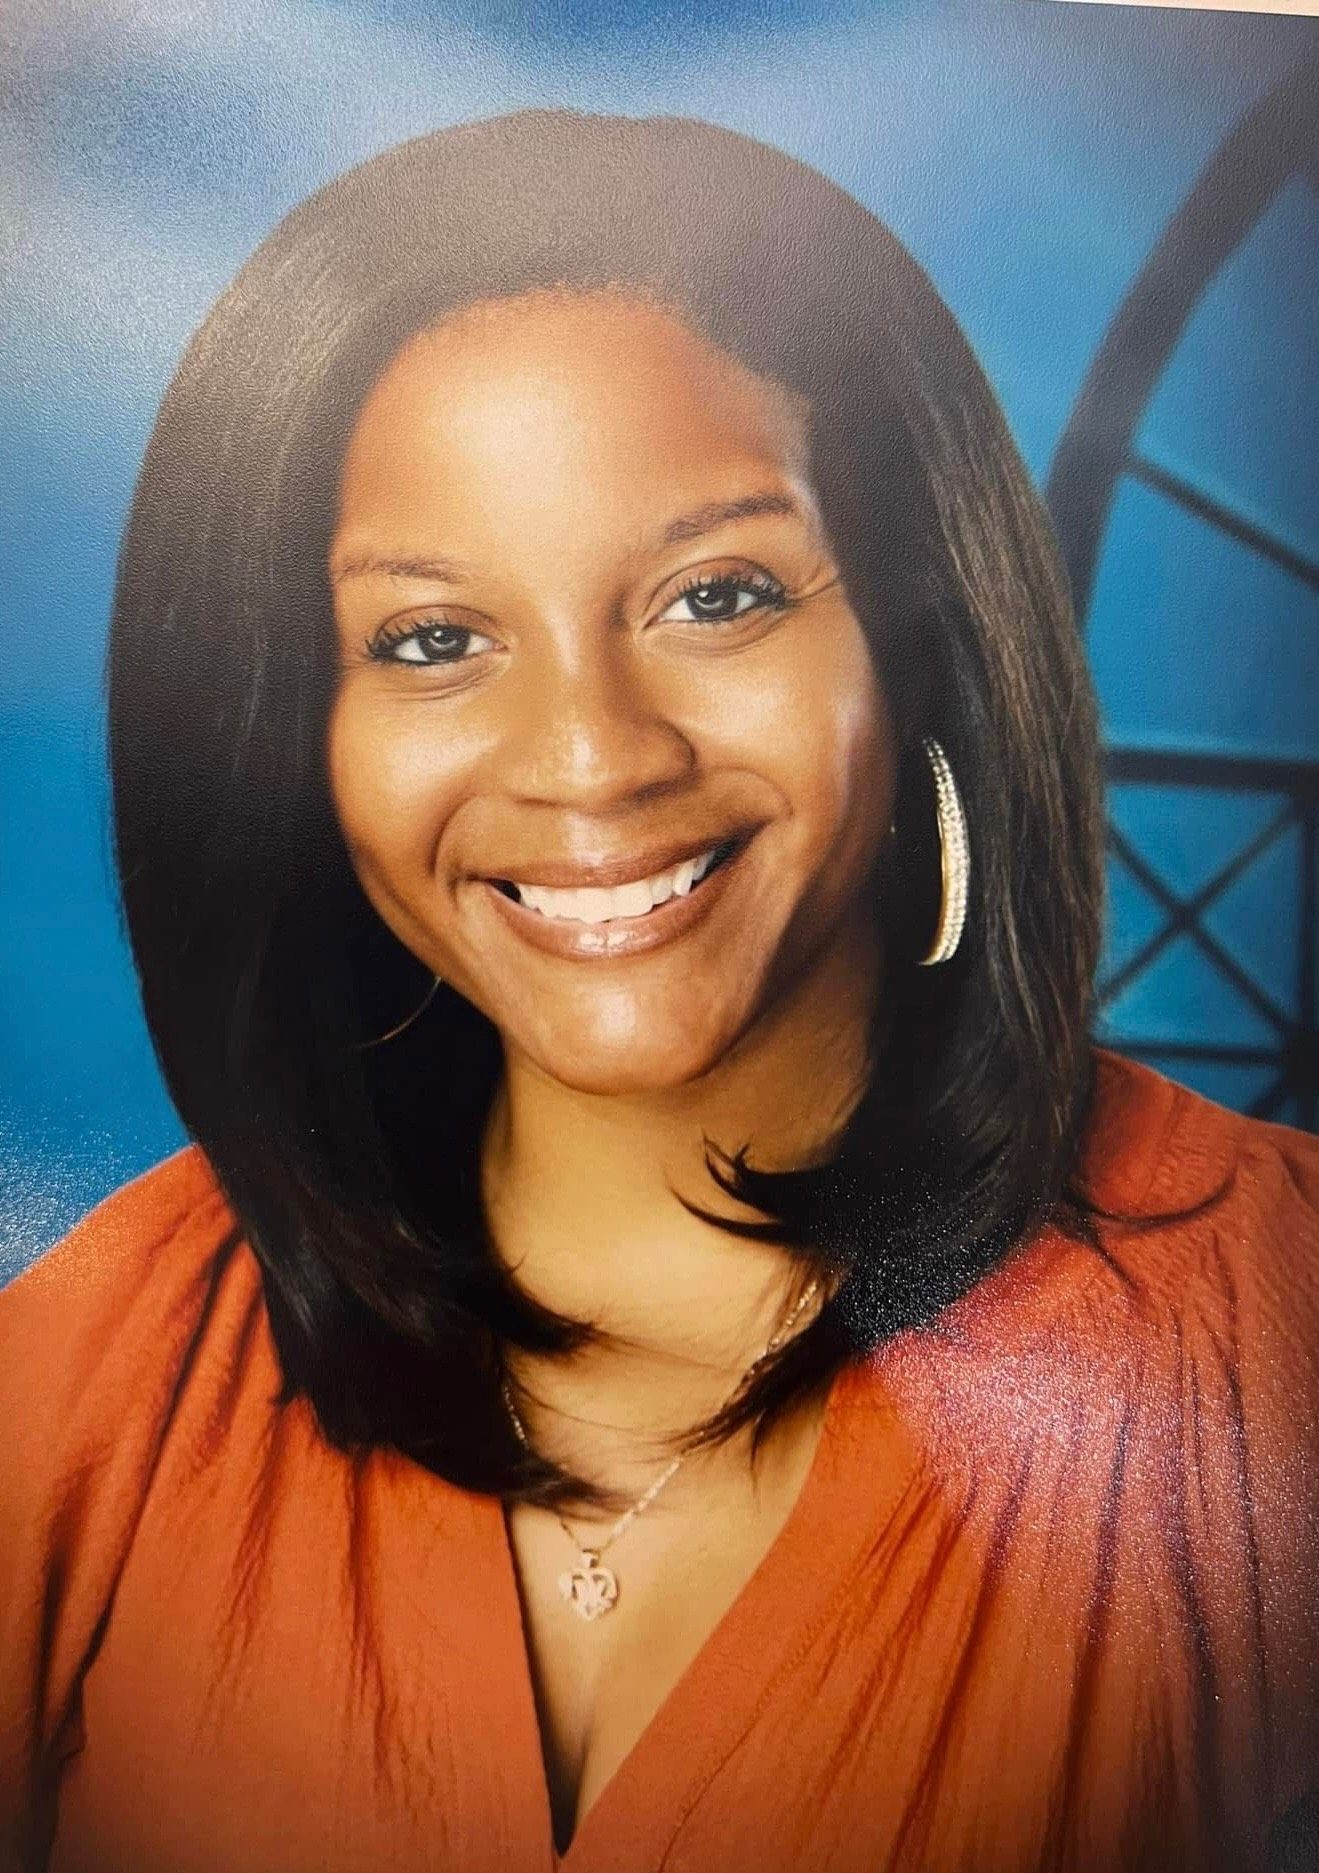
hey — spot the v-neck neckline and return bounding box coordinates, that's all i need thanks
[480,1352,919,1873]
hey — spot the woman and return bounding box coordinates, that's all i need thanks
[1,108,1316,1873]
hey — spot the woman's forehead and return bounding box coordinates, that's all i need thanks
[345,287,811,457]
[332,289,818,558]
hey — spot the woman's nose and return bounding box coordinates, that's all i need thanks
[498,636,697,811]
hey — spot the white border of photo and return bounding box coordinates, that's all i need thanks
[1038,1,1319,16]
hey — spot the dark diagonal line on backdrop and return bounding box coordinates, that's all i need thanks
[1126,455,1319,594]
[1099,806,1297,1011]
[1102,827,1293,1036]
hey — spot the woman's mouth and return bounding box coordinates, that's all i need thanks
[489,835,743,925]
[476,832,755,960]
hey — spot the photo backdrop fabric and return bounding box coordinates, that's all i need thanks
[3,0,1316,1277]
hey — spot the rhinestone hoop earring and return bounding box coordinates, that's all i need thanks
[917,737,970,967]
[354,975,443,1050]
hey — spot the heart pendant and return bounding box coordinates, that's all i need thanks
[557,1551,619,1621]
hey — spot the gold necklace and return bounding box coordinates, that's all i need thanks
[500,1277,822,1622]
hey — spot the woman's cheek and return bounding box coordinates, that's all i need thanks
[723,622,889,821]
[327,690,385,853]
[328,692,437,879]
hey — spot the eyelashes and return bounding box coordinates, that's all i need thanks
[362,567,793,668]
[364,619,488,666]
[661,569,789,626]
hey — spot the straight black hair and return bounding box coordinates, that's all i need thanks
[109,109,1106,1508]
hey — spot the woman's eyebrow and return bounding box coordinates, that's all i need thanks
[329,493,802,587]
[329,551,472,587]
[658,491,801,547]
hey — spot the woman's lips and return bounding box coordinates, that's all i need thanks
[479,828,753,894]
[475,832,755,960]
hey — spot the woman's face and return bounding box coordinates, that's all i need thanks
[328,290,895,1094]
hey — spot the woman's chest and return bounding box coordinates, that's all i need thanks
[46,1393,1276,1873]
[53,1490,1245,1873]
[50,1439,543,1873]
[500,1485,813,1857]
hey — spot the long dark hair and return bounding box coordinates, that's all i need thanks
[109,109,1105,1507]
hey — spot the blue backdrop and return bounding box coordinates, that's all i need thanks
[3,0,1316,1278]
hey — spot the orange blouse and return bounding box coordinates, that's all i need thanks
[2,1051,1317,1873]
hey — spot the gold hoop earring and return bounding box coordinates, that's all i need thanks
[354,975,443,1050]
[917,736,970,967]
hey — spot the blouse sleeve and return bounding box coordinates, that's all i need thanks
[0,1149,234,1873]
[1226,1120,1319,1865]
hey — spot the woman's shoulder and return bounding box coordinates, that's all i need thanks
[1077,1046,1319,1313]
[0,1150,273,1857]
[862,1057,1319,1839]
[1,1143,250,1356]
[1083,1041,1319,1206]
[0,1144,265,1489]
[871,1048,1319,1483]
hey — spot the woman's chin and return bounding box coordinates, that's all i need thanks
[511,1013,749,1099]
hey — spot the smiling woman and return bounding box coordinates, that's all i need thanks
[327,290,891,1089]
[1,109,1317,1873]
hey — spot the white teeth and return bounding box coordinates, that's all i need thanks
[575,887,613,924]
[510,844,724,922]
[615,880,654,918]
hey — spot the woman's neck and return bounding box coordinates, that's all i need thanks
[478,925,879,1483]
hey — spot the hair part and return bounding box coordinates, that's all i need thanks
[110,108,1106,1510]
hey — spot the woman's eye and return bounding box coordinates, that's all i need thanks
[658,574,786,627]
[367,620,494,666]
